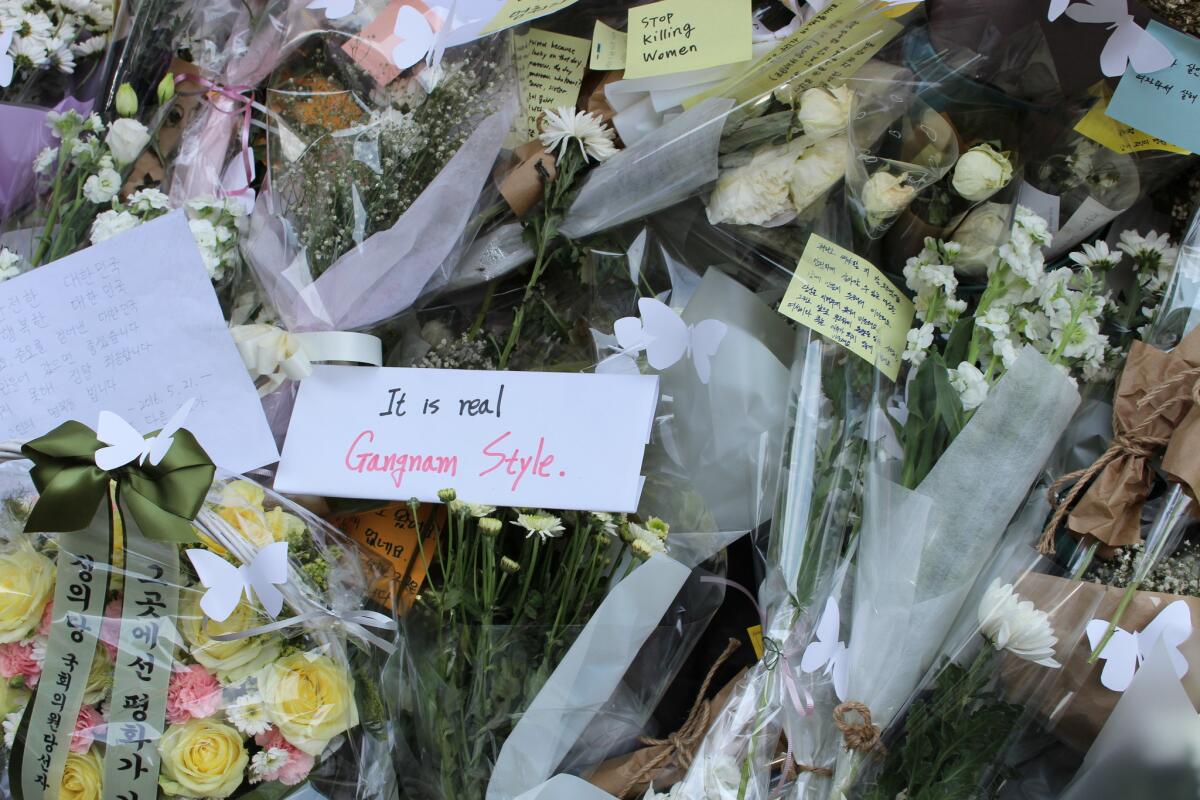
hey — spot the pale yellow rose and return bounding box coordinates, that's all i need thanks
[83,644,113,705]
[214,480,303,548]
[0,540,54,643]
[60,747,103,800]
[180,594,280,684]
[257,651,359,756]
[158,719,248,799]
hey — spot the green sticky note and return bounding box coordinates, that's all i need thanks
[591,20,627,70]
[624,0,753,80]
[1106,21,1200,156]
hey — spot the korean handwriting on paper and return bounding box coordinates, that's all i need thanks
[780,235,914,381]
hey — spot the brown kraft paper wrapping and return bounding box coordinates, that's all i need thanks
[1065,327,1200,551]
[1007,573,1200,752]
[586,668,747,798]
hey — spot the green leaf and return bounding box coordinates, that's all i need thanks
[944,317,976,366]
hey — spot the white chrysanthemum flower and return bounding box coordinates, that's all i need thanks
[902,322,935,366]
[1069,240,1121,270]
[33,145,57,174]
[949,361,989,411]
[978,578,1061,668]
[11,35,48,67]
[1119,229,1177,264]
[538,106,617,163]
[590,512,619,536]
[249,747,290,783]
[466,504,495,518]
[82,166,120,203]
[513,512,565,542]
[227,691,272,736]
[71,32,106,57]
[628,522,666,556]
[3,708,22,748]
[0,247,21,280]
[89,208,140,243]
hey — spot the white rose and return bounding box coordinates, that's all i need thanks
[706,141,797,227]
[82,167,120,204]
[89,209,140,243]
[951,143,1013,203]
[951,202,1010,278]
[788,134,847,215]
[104,118,150,165]
[861,170,917,223]
[948,361,989,411]
[796,85,854,141]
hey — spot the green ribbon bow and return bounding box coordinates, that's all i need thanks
[21,420,216,541]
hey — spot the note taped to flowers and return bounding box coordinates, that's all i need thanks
[779,234,914,380]
[275,365,659,511]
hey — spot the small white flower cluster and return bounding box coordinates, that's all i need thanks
[90,189,247,282]
[38,108,150,193]
[0,247,21,282]
[903,207,1119,411]
[0,0,113,83]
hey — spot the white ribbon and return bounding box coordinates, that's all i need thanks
[211,609,399,654]
[230,324,383,396]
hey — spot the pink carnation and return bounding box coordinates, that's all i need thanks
[37,602,52,637]
[165,664,223,724]
[70,705,103,754]
[99,596,124,662]
[255,728,315,786]
[0,641,41,687]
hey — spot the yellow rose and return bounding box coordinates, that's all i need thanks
[180,594,280,683]
[83,644,113,705]
[257,651,359,756]
[60,747,103,800]
[214,480,302,548]
[0,540,54,642]
[158,719,248,799]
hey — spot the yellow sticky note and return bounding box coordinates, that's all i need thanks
[747,625,765,660]
[878,0,922,17]
[591,20,627,70]
[684,0,902,109]
[624,0,753,80]
[780,235,914,381]
[1074,84,1190,155]
[513,28,590,143]
[481,0,580,35]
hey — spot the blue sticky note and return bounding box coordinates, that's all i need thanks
[1106,21,1200,155]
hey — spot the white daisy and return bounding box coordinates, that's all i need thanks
[227,691,272,736]
[538,106,617,164]
[1068,240,1121,270]
[249,747,290,783]
[512,512,565,542]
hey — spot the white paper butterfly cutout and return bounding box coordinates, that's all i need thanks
[1049,0,1175,78]
[307,0,355,20]
[1086,599,1192,692]
[0,28,14,89]
[800,597,849,701]
[187,541,290,622]
[95,399,195,471]
[596,298,728,384]
[390,2,456,71]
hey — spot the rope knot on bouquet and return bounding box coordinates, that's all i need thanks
[833,701,885,755]
[1039,328,1200,556]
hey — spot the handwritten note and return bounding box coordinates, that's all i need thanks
[481,0,579,34]
[514,28,590,143]
[685,0,902,108]
[591,20,627,70]
[1106,22,1200,155]
[1076,81,1190,155]
[624,0,752,80]
[336,503,442,612]
[0,212,278,472]
[779,235,914,380]
[276,366,659,511]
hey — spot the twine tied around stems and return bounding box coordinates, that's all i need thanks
[833,701,885,754]
[1037,364,1200,555]
[617,638,742,798]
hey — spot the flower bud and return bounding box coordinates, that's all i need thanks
[437,488,457,503]
[157,73,176,106]
[115,83,138,118]
[479,518,502,536]
[500,556,520,575]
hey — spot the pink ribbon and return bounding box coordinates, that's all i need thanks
[175,74,256,197]
[699,575,817,777]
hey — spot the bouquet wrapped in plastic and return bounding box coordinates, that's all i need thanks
[0,411,397,800]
